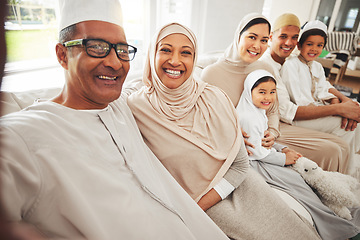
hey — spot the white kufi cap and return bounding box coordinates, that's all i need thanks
[58,0,123,31]
[302,20,327,35]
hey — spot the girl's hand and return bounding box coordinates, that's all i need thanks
[262,130,275,149]
[282,148,302,165]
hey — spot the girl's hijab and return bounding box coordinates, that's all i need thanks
[128,23,242,202]
[237,69,275,160]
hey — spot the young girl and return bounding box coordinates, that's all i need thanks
[237,69,360,240]
[279,20,360,175]
[238,69,301,165]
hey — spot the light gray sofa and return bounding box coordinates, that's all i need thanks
[0,55,314,226]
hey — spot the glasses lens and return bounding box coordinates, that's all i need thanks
[85,40,110,57]
[83,39,136,61]
[116,44,136,61]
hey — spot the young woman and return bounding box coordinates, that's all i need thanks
[128,22,320,240]
[238,69,360,240]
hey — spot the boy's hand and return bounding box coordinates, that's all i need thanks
[330,97,340,105]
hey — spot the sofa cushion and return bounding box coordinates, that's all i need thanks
[1,88,62,116]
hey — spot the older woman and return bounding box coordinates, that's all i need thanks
[128,22,320,240]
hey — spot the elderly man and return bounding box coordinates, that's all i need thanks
[260,13,352,174]
[0,0,230,239]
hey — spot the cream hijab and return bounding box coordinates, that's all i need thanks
[128,23,243,202]
[201,13,275,107]
[222,12,270,67]
[237,69,275,160]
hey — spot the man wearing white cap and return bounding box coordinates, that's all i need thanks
[261,14,351,175]
[0,0,230,239]
[279,20,360,176]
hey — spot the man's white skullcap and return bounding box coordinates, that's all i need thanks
[58,0,123,31]
[302,20,327,35]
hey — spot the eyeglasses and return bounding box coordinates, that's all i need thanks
[63,38,137,61]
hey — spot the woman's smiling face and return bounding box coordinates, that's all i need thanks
[155,33,195,89]
[238,23,269,63]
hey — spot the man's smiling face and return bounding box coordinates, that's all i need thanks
[270,25,300,64]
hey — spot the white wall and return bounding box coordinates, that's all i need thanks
[265,0,319,28]
[146,0,265,54]
[190,0,265,54]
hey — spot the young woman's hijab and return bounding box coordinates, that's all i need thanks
[222,12,269,65]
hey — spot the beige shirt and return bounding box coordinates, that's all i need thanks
[0,94,229,240]
[261,50,299,124]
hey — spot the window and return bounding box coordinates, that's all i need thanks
[316,0,336,27]
[3,0,147,91]
[344,8,359,29]
[334,0,360,32]
[6,0,58,63]
[316,0,360,32]
[3,0,200,92]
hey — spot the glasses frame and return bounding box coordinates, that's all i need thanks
[63,38,137,61]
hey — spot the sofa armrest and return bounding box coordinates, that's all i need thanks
[1,88,61,116]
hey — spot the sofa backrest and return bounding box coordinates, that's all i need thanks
[0,55,220,117]
[1,88,62,116]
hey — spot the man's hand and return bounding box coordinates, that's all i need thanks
[337,99,359,131]
[341,117,358,131]
[241,128,254,156]
[338,100,360,122]
[262,130,275,149]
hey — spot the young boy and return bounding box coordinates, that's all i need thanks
[279,20,360,175]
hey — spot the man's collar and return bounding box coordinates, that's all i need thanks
[263,49,282,71]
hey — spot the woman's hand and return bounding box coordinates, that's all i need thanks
[282,147,302,165]
[197,188,222,212]
[262,130,275,149]
[241,128,254,156]
[4,222,48,240]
